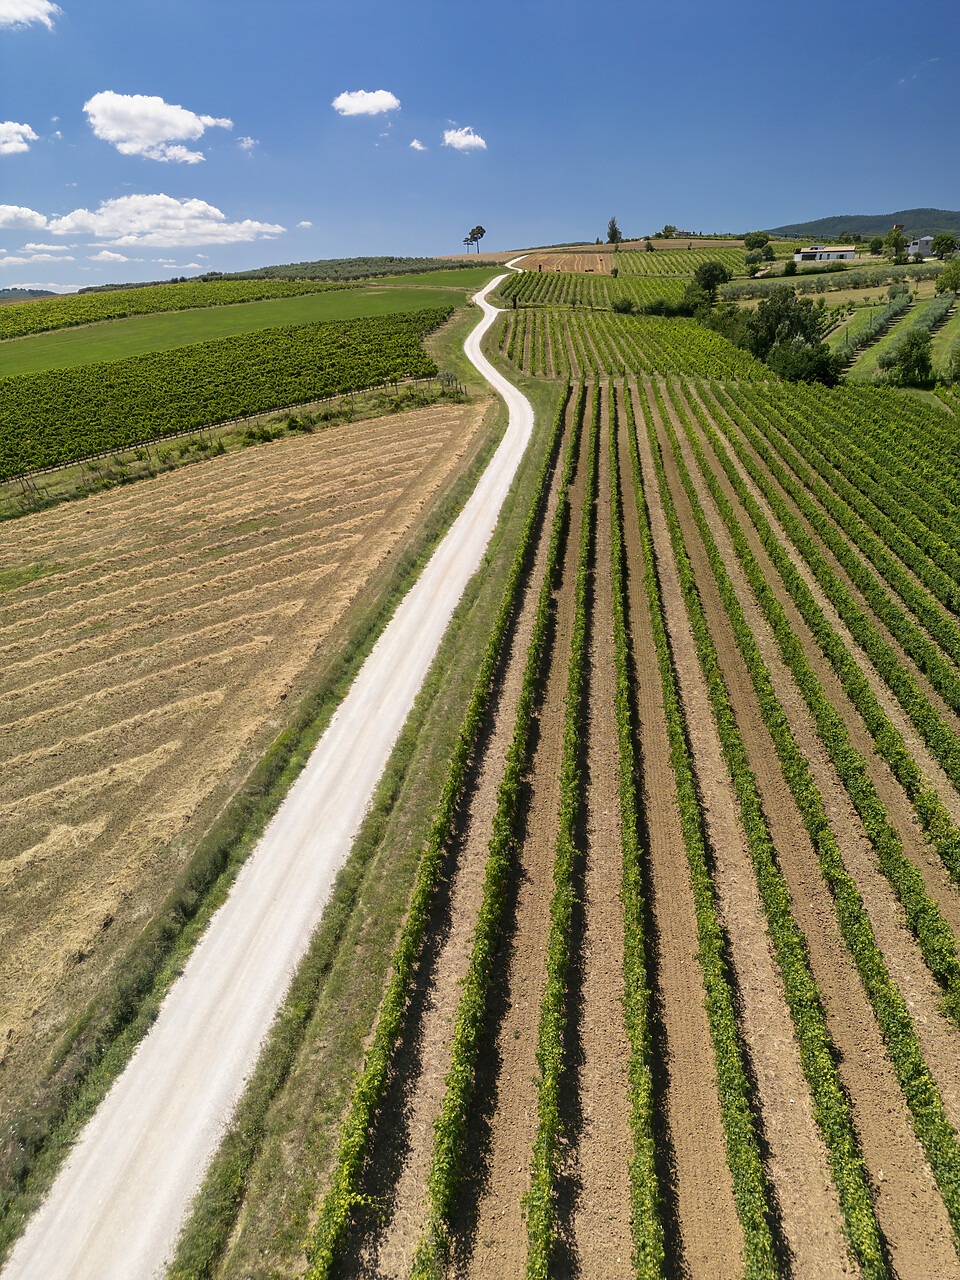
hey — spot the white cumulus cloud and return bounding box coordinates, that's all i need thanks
[443,126,486,152]
[297,220,312,228]
[332,89,400,117]
[23,241,71,250]
[89,249,128,261]
[45,193,285,247]
[0,121,38,154]
[238,135,258,151]
[0,0,61,28]
[0,204,48,229]
[83,90,233,163]
[410,138,426,151]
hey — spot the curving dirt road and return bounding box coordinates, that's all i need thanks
[2,275,532,1280]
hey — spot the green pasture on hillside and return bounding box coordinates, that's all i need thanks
[370,267,503,290]
[847,295,945,379]
[826,304,885,351]
[0,269,499,377]
[931,307,960,374]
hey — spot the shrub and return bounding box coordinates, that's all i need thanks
[878,328,933,385]
[936,260,960,295]
[767,339,843,386]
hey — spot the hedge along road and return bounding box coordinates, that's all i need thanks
[1,272,532,1280]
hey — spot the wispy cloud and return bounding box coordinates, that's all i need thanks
[297,220,313,228]
[897,56,941,86]
[0,251,74,265]
[238,135,258,151]
[84,90,232,163]
[442,126,486,152]
[0,0,61,30]
[410,138,427,151]
[332,89,400,117]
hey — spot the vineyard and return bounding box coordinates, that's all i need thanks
[495,270,686,310]
[0,308,450,478]
[614,247,745,276]
[8,243,960,1280]
[257,339,960,1276]
[496,305,767,381]
[0,278,355,342]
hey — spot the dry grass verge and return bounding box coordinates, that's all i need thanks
[0,396,503,1264]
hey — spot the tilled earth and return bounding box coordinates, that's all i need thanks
[0,400,492,1112]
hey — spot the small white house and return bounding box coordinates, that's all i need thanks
[907,235,934,257]
[794,245,857,262]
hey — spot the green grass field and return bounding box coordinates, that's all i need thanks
[0,268,501,377]
[826,304,885,351]
[847,294,942,379]
[931,306,960,376]
[370,268,502,290]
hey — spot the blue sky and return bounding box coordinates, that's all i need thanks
[1,0,958,291]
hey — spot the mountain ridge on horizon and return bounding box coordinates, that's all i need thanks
[766,207,960,240]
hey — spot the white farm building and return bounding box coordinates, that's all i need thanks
[794,245,857,262]
[907,235,934,256]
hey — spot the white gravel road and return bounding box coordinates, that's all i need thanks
[3,272,532,1280]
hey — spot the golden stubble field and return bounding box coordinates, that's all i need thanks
[0,398,493,1101]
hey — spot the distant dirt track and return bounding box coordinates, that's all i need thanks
[1,274,534,1280]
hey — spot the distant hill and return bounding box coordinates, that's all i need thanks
[219,256,498,282]
[0,287,56,302]
[766,208,960,240]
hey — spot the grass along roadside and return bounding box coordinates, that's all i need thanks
[0,390,509,1269]
[297,381,572,1280]
[173,382,571,1280]
[409,382,588,1280]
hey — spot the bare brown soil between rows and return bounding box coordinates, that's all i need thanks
[710,390,960,826]
[560,386,633,1276]
[642,380,856,1277]
[454,398,592,1280]
[746,408,960,747]
[618,388,744,1280]
[689,385,960,946]
[0,399,494,1133]
[652,384,960,1277]
[330,399,575,1280]
[667,387,960,1135]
